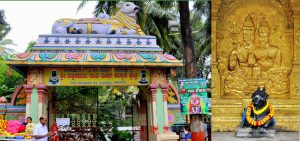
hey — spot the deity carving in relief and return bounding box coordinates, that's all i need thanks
[224,14,289,96]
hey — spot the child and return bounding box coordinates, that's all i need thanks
[184,126,191,141]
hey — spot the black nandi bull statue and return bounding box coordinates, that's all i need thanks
[238,87,276,137]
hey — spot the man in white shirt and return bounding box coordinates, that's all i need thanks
[33,116,53,141]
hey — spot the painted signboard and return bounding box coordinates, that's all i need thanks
[43,68,150,86]
[178,78,208,115]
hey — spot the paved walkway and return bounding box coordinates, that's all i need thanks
[212,132,300,141]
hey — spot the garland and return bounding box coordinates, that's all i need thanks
[246,101,274,127]
[253,101,269,115]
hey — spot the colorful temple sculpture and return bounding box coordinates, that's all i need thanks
[212,0,300,131]
[6,2,183,141]
[0,84,26,121]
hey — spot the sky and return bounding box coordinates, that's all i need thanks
[0,1,98,53]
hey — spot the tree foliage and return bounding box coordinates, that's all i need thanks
[55,86,135,139]
[25,41,37,53]
[192,0,211,80]
[0,58,25,100]
[0,10,17,57]
[55,86,98,113]
[0,39,17,57]
[0,10,25,100]
[0,10,11,41]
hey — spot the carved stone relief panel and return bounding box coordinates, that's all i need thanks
[216,0,293,98]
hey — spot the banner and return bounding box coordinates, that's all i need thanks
[44,68,150,86]
[178,78,208,115]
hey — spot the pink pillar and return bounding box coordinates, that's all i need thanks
[24,84,34,118]
[150,84,159,134]
[160,83,170,133]
[36,85,48,118]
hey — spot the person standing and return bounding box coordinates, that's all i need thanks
[25,117,35,133]
[191,115,205,141]
[33,116,53,141]
[50,120,59,141]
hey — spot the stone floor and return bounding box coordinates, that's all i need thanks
[211,132,300,141]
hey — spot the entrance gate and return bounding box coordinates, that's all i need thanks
[6,10,183,140]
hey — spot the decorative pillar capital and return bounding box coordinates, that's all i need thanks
[150,84,159,102]
[160,84,169,102]
[23,84,48,95]
[24,84,48,103]
[36,85,48,103]
[23,84,34,94]
[36,84,48,95]
[160,83,169,90]
[150,84,159,89]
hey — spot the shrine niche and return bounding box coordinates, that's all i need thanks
[212,0,300,131]
[216,0,293,98]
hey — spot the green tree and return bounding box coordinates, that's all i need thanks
[0,10,24,100]
[192,0,211,79]
[0,10,11,41]
[25,41,37,52]
[0,39,17,57]
[54,86,135,140]
[0,10,17,57]
[0,58,25,100]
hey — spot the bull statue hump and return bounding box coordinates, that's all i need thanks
[52,2,145,35]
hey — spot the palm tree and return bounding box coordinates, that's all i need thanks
[141,2,179,51]
[0,10,16,58]
[178,1,197,78]
[25,41,37,53]
[0,10,11,41]
[192,0,211,79]
[0,39,17,57]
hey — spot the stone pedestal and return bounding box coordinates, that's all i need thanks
[236,127,275,138]
[150,133,179,141]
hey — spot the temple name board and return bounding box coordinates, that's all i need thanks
[39,68,150,86]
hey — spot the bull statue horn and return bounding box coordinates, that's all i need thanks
[262,87,266,92]
[256,87,260,92]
